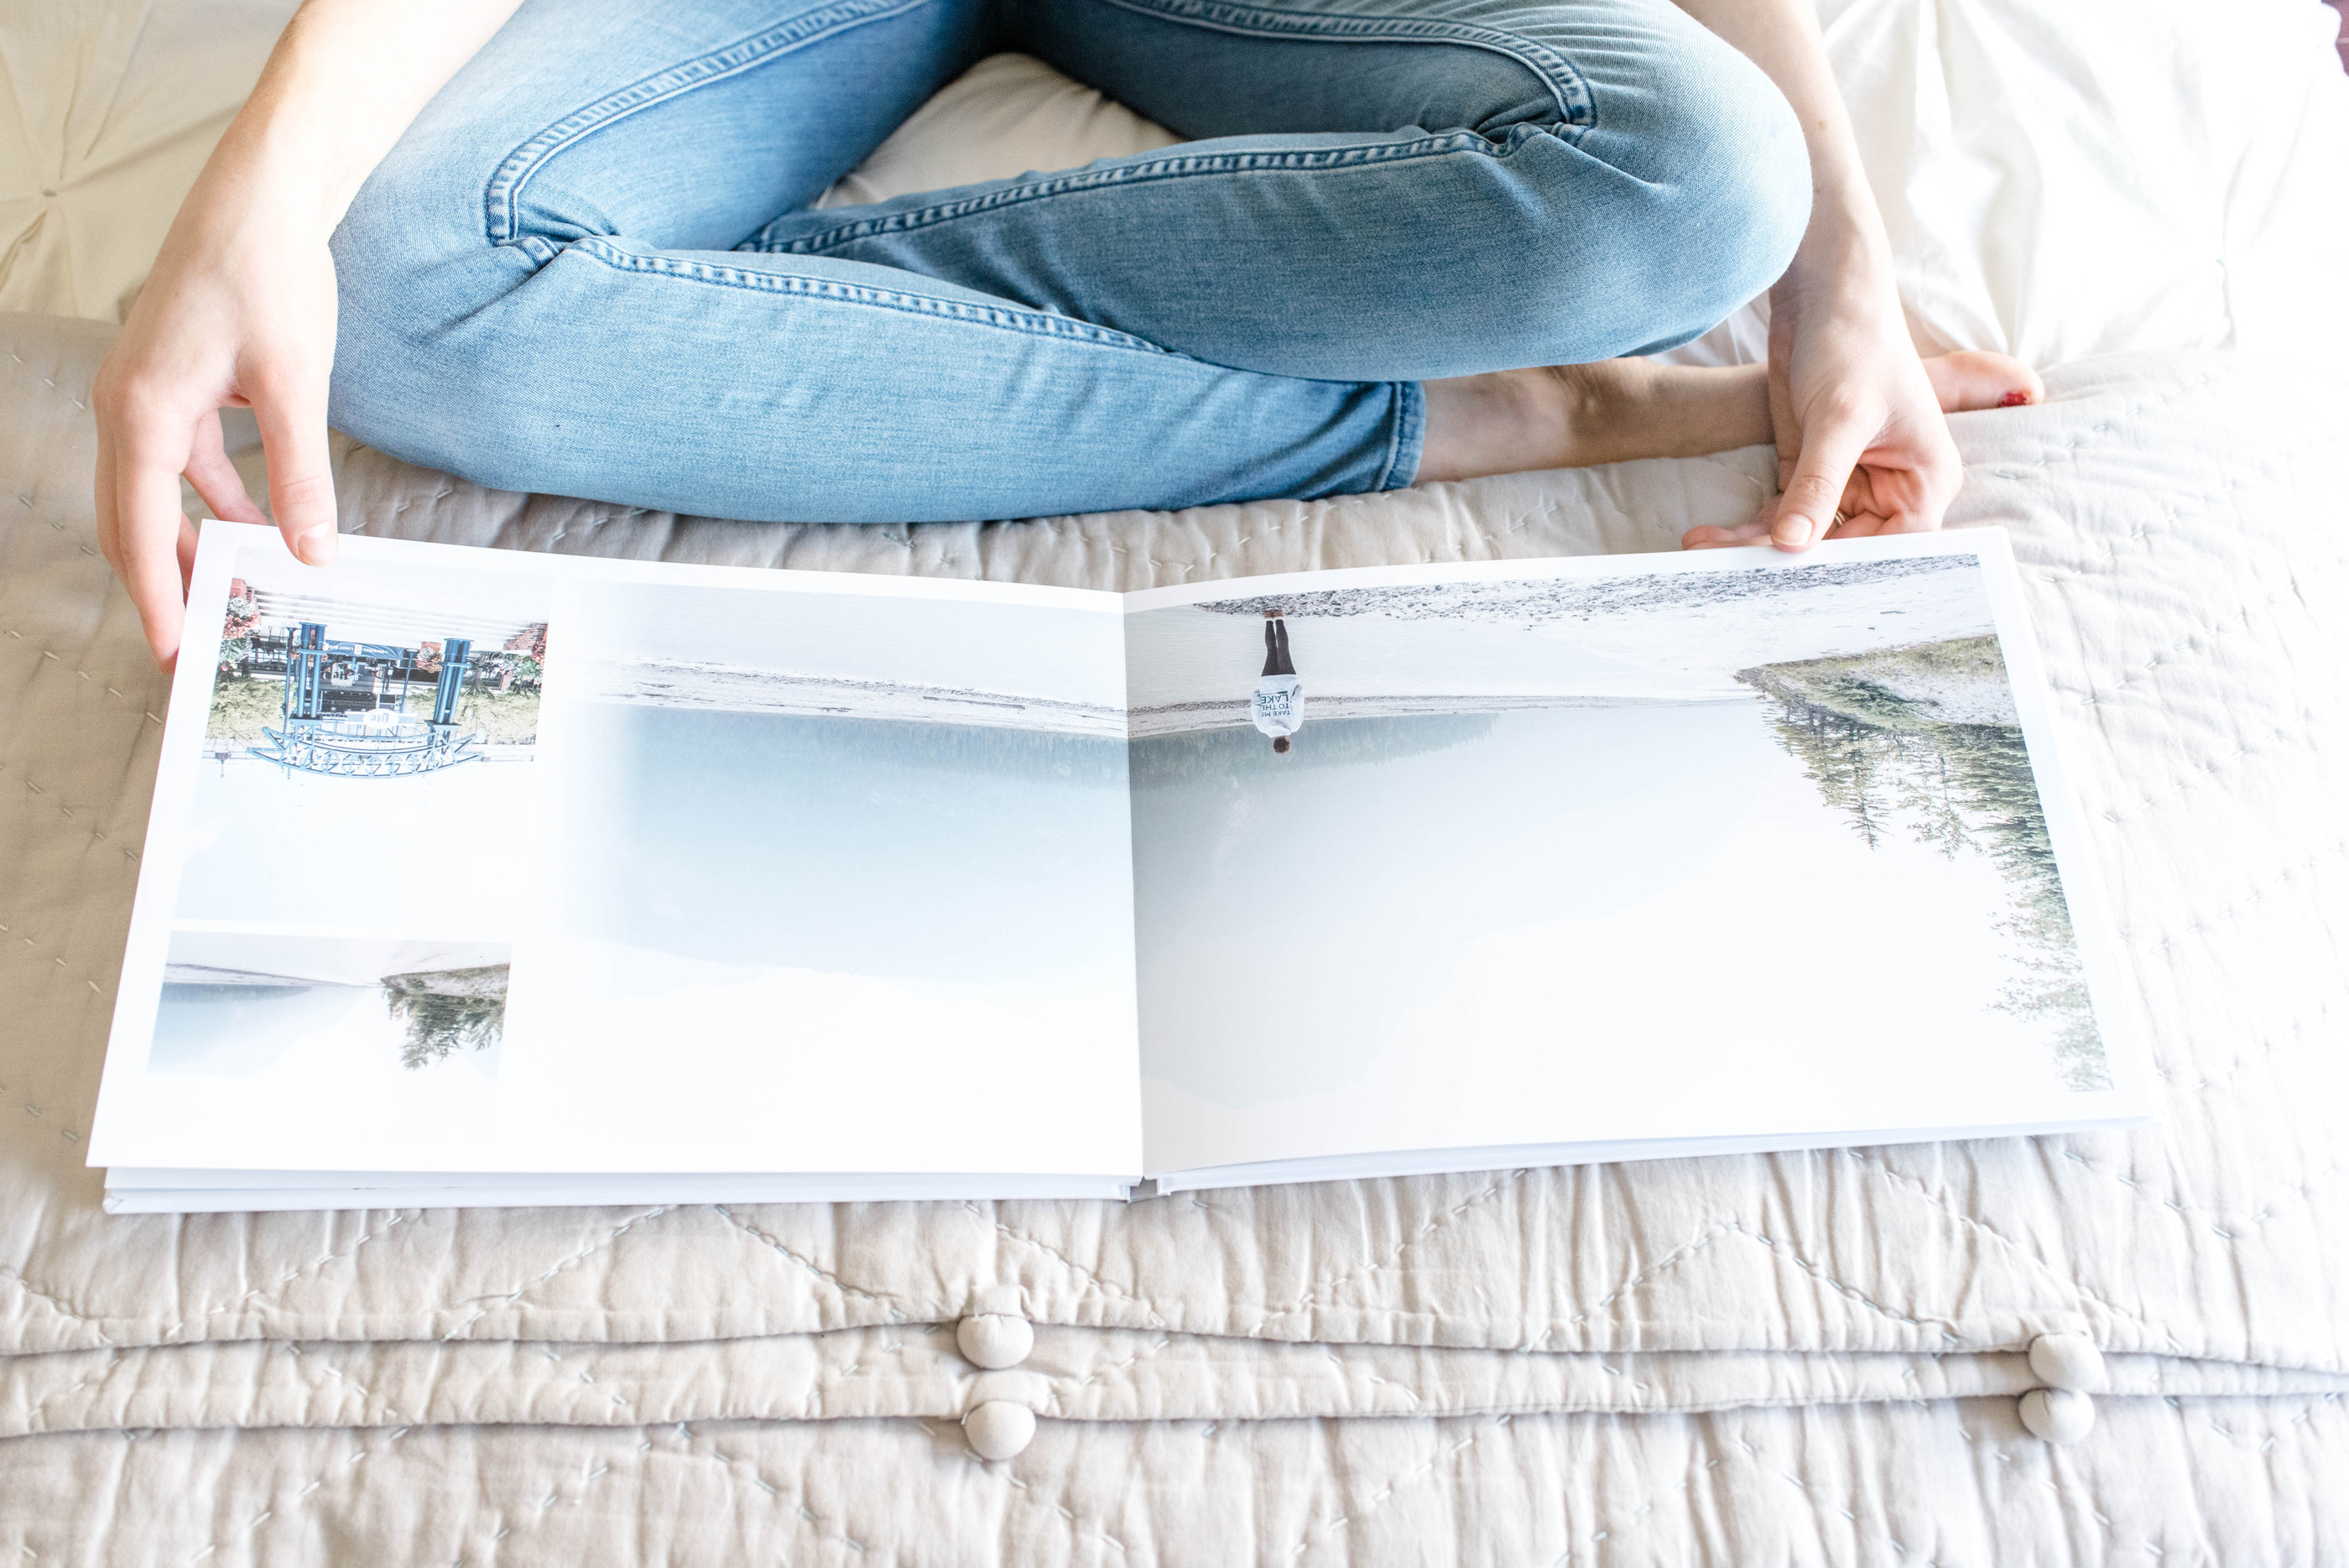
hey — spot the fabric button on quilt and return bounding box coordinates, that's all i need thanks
[2019,1388,2097,1445]
[2028,1332,2107,1392]
[963,1400,1039,1460]
[956,1312,1035,1370]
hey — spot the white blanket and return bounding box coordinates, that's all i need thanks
[2,1,2347,1560]
[3,313,2347,1560]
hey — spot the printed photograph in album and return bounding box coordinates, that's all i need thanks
[529,576,1139,1079]
[1125,551,2107,1173]
[178,547,551,930]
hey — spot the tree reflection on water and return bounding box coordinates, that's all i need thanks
[383,966,508,1070]
[1739,638,2109,1091]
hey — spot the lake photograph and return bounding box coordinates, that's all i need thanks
[153,930,511,1080]
[1122,552,2111,1173]
[502,576,1145,1174]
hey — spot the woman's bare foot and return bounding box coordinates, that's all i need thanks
[1414,350,2044,487]
[1920,349,2047,413]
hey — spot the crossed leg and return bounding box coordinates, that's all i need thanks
[328,0,1914,524]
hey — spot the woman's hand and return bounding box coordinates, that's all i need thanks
[94,150,343,673]
[91,0,524,673]
[1681,256,1960,551]
[1669,0,1966,555]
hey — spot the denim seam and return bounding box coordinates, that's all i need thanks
[1376,380,1422,491]
[559,237,1185,355]
[747,128,1564,254]
[482,0,936,245]
[1091,0,1593,130]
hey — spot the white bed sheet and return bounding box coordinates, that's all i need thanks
[2,4,2347,1563]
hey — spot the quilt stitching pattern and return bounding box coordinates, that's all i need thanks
[1537,1425,1950,1568]
[993,1461,1138,1558]
[2198,1392,2345,1452]
[16,1349,124,1436]
[658,1421,886,1557]
[279,1342,406,1430]
[1721,1222,1965,1347]
[1285,1419,1497,1562]
[2083,605,2265,705]
[706,1206,914,1323]
[1846,1154,2186,1352]
[2096,716,2315,826]
[1529,1217,1743,1347]
[164,1213,424,1339]
[970,1210,1171,1331]
[0,1266,113,1344]
[1043,1336,1177,1415]
[2055,1145,2300,1250]
[442,1208,677,1336]
[2135,837,2349,960]
[1242,1168,1533,1336]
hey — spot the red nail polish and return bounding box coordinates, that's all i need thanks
[1998,391,2030,408]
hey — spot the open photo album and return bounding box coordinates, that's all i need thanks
[89,523,2150,1211]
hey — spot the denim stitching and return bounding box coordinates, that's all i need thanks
[482,0,936,244]
[1377,379,1423,490]
[747,127,1544,253]
[1091,0,1593,128]
[561,237,1181,355]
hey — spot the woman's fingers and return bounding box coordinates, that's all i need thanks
[177,512,200,588]
[93,362,202,670]
[1841,430,1958,537]
[1682,518,1773,550]
[184,409,270,527]
[1685,466,1892,551]
[1769,405,1878,551]
[250,367,339,565]
[108,424,202,673]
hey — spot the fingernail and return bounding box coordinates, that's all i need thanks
[294,529,336,565]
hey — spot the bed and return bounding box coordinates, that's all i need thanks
[3,2,2347,1561]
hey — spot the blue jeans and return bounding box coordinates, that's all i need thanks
[330,0,1808,522]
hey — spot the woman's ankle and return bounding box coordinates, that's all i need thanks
[1415,360,1771,484]
[1411,348,2044,489]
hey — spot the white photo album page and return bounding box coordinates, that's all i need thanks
[89,524,2148,1206]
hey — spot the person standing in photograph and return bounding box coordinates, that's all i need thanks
[1253,614,1303,755]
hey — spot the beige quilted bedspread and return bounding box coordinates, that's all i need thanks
[3,309,2347,1560]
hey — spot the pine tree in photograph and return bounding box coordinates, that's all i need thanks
[382,966,509,1068]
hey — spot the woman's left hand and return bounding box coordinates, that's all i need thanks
[1682,230,1965,550]
[1684,258,1959,552]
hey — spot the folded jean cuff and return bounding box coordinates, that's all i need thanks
[1379,379,1426,491]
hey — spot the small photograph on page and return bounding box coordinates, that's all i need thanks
[1128,550,2109,1169]
[152,930,509,1081]
[174,549,552,930]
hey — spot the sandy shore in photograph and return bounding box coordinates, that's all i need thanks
[573,657,1129,737]
[1133,555,2001,716]
[163,935,508,990]
[568,556,2003,739]
[1128,690,1742,738]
